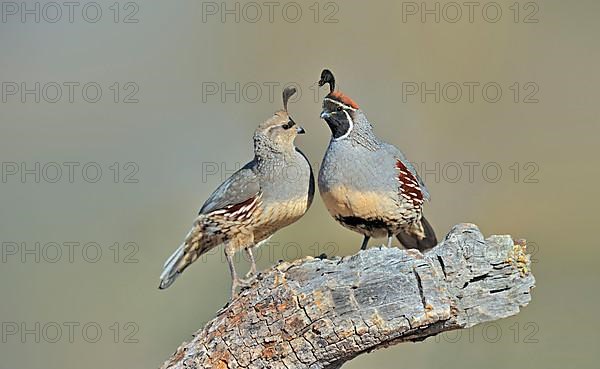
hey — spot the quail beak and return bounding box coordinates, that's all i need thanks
[320,111,331,119]
[318,79,325,87]
[296,126,306,134]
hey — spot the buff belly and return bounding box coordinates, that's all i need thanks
[320,186,402,238]
[251,196,310,243]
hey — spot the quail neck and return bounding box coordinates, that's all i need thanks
[320,91,380,151]
[254,131,293,158]
[252,127,313,206]
[341,110,380,150]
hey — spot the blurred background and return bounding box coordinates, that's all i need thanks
[0,0,598,368]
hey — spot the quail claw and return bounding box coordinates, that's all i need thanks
[229,277,249,300]
[230,282,239,301]
[239,274,258,286]
[244,248,257,279]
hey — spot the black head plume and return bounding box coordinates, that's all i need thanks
[318,69,335,93]
[282,86,297,111]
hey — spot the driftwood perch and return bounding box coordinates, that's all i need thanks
[161,223,535,369]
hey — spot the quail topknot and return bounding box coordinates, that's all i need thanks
[159,87,315,299]
[317,69,437,251]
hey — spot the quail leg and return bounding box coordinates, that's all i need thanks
[387,233,394,247]
[361,236,370,250]
[225,248,239,299]
[241,247,258,284]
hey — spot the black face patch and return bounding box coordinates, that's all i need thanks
[322,100,353,139]
[323,114,351,139]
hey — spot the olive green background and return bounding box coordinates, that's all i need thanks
[1,0,598,368]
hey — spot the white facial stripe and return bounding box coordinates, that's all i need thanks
[334,110,354,141]
[324,98,357,111]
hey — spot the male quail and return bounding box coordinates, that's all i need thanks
[159,87,315,299]
[317,69,437,251]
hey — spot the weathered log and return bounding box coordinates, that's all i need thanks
[161,223,535,369]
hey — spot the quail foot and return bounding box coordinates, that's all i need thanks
[317,69,437,252]
[159,87,315,299]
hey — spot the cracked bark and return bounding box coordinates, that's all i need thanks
[160,223,535,369]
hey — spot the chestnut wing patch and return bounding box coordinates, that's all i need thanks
[396,159,424,207]
[209,193,263,221]
[199,162,261,216]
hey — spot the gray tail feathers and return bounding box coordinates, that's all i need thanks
[158,242,185,289]
[159,221,213,289]
[396,216,438,252]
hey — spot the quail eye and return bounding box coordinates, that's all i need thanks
[282,119,295,130]
[336,106,343,112]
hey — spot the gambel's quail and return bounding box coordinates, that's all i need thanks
[159,87,315,299]
[317,69,437,252]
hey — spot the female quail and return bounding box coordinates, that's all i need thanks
[317,69,437,251]
[159,87,315,299]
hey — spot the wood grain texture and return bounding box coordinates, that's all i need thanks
[160,223,535,369]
